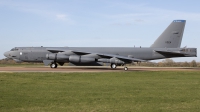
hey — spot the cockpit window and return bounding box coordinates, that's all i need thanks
[10,48,18,51]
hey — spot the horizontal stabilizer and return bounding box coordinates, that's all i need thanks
[155,50,187,56]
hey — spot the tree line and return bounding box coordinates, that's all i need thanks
[137,59,199,67]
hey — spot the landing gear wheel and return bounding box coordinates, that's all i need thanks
[111,64,117,69]
[50,63,57,68]
[124,67,128,71]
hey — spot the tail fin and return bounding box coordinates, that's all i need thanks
[150,20,186,48]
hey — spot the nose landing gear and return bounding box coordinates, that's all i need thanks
[50,63,58,68]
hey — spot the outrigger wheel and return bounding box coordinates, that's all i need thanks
[124,67,128,71]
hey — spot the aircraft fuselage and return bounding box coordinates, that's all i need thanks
[4,47,197,63]
[3,20,198,70]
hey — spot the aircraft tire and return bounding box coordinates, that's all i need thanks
[50,63,57,68]
[111,63,117,69]
[124,67,128,71]
[55,64,58,68]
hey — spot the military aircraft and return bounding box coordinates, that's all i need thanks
[4,20,197,70]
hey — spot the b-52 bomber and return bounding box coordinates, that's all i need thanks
[4,20,197,70]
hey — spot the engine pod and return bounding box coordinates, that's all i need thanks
[46,53,69,61]
[69,55,96,63]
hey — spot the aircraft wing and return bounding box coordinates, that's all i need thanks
[47,48,91,55]
[47,48,145,62]
[68,51,146,62]
[47,49,64,53]
[155,50,188,56]
[96,53,146,62]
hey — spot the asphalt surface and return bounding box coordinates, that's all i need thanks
[0,66,200,72]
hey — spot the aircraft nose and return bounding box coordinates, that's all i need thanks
[4,51,9,57]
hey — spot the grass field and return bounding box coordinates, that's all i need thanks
[0,71,200,112]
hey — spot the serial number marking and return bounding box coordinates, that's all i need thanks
[165,41,171,44]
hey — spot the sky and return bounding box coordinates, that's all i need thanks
[0,0,200,62]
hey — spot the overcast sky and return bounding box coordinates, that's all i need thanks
[0,0,200,62]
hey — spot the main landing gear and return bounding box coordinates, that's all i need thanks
[110,63,128,71]
[50,62,58,68]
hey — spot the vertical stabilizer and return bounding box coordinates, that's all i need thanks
[150,20,186,48]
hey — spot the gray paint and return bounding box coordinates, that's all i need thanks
[4,47,197,62]
[151,20,185,48]
[3,20,197,68]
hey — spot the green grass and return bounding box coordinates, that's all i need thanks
[0,71,200,112]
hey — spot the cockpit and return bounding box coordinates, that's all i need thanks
[10,48,19,51]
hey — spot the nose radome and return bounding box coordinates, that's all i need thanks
[4,51,9,57]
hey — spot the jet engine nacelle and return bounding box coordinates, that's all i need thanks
[46,53,69,61]
[98,58,124,65]
[69,55,96,63]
